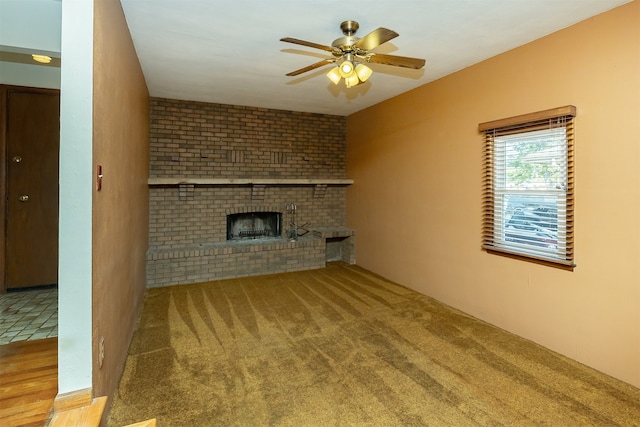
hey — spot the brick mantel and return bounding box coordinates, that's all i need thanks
[148,178,354,186]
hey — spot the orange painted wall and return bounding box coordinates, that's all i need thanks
[347,1,640,387]
[92,0,149,400]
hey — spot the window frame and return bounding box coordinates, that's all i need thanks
[479,106,576,268]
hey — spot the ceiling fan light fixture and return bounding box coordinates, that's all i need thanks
[338,60,354,78]
[326,67,341,85]
[355,63,372,82]
[345,74,360,88]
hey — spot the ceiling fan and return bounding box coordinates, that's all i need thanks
[280,20,426,88]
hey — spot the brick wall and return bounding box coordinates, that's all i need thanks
[149,98,346,179]
[147,98,354,287]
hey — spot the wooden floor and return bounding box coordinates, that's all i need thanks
[0,338,57,427]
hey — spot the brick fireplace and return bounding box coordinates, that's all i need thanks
[146,98,355,287]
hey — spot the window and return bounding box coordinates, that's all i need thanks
[479,106,575,267]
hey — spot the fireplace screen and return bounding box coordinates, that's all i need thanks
[227,212,282,241]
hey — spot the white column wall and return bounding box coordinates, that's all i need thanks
[58,0,93,394]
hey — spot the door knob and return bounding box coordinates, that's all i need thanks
[13,156,22,163]
[18,195,29,202]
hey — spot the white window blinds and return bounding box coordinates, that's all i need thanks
[479,106,575,267]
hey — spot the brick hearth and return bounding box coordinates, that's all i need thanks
[146,98,355,287]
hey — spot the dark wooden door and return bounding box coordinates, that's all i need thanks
[4,87,60,289]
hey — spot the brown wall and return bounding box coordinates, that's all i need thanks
[92,0,149,401]
[347,1,640,387]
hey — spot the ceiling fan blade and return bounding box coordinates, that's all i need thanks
[353,28,398,51]
[280,37,335,53]
[286,58,336,76]
[367,53,426,69]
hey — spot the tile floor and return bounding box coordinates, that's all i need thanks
[0,287,58,345]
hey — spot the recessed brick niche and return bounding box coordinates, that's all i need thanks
[146,98,355,287]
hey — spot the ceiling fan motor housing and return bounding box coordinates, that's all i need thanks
[331,36,359,53]
[332,20,360,54]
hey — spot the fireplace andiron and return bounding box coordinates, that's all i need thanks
[286,203,311,241]
[286,203,298,241]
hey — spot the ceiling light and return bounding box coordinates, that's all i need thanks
[344,74,360,88]
[338,60,354,78]
[325,59,373,88]
[324,53,372,88]
[326,67,341,85]
[355,63,372,82]
[32,54,52,64]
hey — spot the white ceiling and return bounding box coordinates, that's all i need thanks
[119,0,629,116]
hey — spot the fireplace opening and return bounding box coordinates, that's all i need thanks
[227,211,282,241]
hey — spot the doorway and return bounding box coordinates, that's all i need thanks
[1,85,60,293]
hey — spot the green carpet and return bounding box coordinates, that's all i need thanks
[107,262,640,426]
